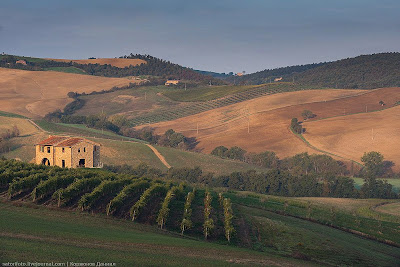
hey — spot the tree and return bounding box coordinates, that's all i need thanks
[290,118,302,134]
[301,110,315,120]
[226,146,247,161]
[211,146,228,158]
[361,151,384,177]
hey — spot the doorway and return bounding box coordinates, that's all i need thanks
[41,158,50,166]
[78,159,85,168]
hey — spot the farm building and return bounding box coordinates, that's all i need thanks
[35,136,101,168]
[165,80,179,86]
[15,60,27,65]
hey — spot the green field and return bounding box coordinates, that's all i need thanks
[156,145,267,174]
[163,84,262,102]
[44,66,87,75]
[0,201,300,266]
[3,119,268,175]
[0,110,28,119]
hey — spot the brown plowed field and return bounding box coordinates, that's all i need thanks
[143,87,400,169]
[48,58,146,68]
[0,68,139,118]
[304,105,400,171]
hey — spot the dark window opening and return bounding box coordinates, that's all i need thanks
[78,159,85,168]
[84,147,86,152]
[78,148,80,153]
[47,147,51,153]
[62,147,65,153]
[41,158,50,166]
[62,160,65,168]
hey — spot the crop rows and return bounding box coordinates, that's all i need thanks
[129,84,302,126]
[1,159,235,242]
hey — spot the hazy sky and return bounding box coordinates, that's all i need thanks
[1,0,399,73]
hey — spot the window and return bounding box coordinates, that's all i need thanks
[83,147,86,152]
[62,160,65,168]
[62,147,65,153]
[78,148,80,153]
[47,147,50,153]
[40,146,44,152]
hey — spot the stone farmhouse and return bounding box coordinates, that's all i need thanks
[35,136,101,168]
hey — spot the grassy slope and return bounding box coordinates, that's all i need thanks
[229,192,400,266]
[44,66,87,75]
[2,118,268,175]
[163,83,322,102]
[163,84,262,102]
[155,145,267,174]
[0,201,305,266]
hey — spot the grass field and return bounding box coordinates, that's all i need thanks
[44,66,87,75]
[0,201,302,266]
[163,84,263,102]
[163,83,324,102]
[155,145,267,174]
[0,117,38,136]
[1,118,269,175]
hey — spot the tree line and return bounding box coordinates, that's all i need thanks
[0,54,224,86]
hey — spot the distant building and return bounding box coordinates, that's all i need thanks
[35,136,101,168]
[236,72,244,76]
[16,60,27,65]
[165,80,179,86]
[274,77,283,82]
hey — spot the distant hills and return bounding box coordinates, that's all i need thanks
[0,54,225,86]
[229,52,400,89]
[2,52,400,89]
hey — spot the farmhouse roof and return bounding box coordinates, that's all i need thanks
[36,136,100,147]
[37,136,69,145]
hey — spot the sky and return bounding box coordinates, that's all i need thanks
[1,0,400,73]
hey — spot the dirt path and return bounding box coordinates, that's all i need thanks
[27,119,48,133]
[146,144,171,169]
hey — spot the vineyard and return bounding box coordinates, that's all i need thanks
[0,159,235,242]
[1,158,400,265]
[129,83,320,126]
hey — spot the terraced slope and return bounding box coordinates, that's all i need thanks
[130,83,333,126]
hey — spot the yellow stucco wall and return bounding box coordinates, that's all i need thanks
[35,141,101,168]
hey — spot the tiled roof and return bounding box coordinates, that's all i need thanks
[37,136,69,145]
[37,136,100,147]
[57,138,83,147]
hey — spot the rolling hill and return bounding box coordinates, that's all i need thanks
[140,87,400,171]
[0,67,140,118]
[48,57,147,68]
[234,52,400,89]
